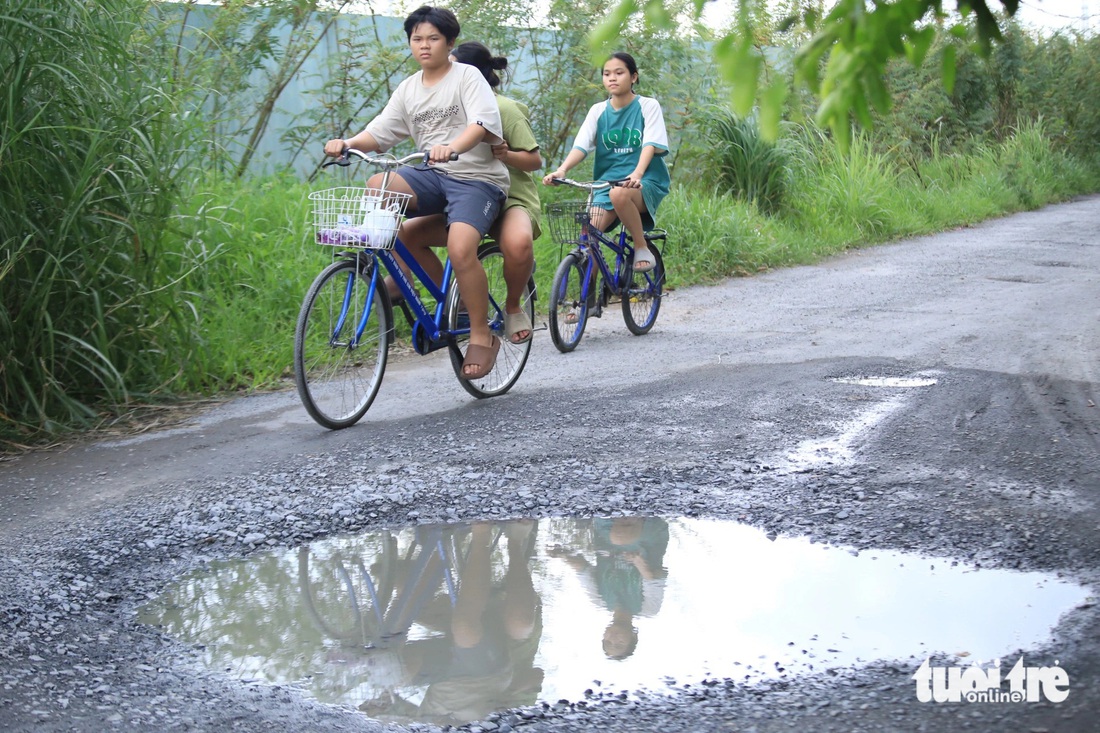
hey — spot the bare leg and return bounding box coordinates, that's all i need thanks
[448,221,495,375]
[451,523,493,649]
[608,185,652,269]
[491,208,534,342]
[394,214,447,297]
[502,520,537,642]
[589,206,618,234]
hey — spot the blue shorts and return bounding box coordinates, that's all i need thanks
[398,166,506,238]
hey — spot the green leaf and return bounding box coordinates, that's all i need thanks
[643,0,673,28]
[866,68,892,114]
[852,84,873,128]
[729,39,761,117]
[941,44,957,94]
[589,0,639,59]
[905,26,935,68]
[758,75,788,142]
[714,33,738,83]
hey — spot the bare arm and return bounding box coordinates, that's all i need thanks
[542,148,586,184]
[493,143,542,172]
[624,145,657,187]
[324,130,381,158]
[426,122,488,163]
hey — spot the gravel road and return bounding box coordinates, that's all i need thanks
[1,195,1098,732]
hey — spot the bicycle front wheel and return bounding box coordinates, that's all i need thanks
[447,243,534,398]
[622,243,665,335]
[548,252,589,352]
[294,258,391,429]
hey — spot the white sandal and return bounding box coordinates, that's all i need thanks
[632,247,656,273]
[504,310,533,344]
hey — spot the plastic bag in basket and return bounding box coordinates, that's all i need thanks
[318,195,401,248]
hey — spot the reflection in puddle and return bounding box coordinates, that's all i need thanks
[141,518,1089,726]
[833,376,939,388]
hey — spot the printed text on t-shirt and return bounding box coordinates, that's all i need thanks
[602,127,642,152]
[413,105,460,127]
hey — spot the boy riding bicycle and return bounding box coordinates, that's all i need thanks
[323,6,509,380]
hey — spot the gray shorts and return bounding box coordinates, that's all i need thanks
[399,166,506,238]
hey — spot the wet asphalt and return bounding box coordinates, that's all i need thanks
[1,195,1098,732]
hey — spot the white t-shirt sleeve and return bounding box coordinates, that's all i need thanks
[640,97,669,153]
[571,102,604,155]
[365,77,414,152]
[460,65,504,145]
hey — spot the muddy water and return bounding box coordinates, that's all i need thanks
[141,517,1089,726]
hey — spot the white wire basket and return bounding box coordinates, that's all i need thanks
[310,187,412,250]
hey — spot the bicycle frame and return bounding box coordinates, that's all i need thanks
[298,149,534,429]
[352,238,464,354]
[574,203,633,304]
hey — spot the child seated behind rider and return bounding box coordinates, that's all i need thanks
[542,52,670,273]
[323,6,508,380]
[398,41,543,345]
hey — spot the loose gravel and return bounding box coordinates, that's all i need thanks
[2,358,1098,733]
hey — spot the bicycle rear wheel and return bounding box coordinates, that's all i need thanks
[548,252,589,352]
[447,243,534,398]
[622,243,664,335]
[295,258,391,429]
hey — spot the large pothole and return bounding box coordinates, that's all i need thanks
[141,517,1089,727]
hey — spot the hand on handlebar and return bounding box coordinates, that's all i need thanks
[323,138,347,158]
[542,170,566,185]
[426,144,458,164]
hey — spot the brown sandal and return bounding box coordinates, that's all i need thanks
[460,336,501,380]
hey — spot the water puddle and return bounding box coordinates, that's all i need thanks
[141,518,1089,726]
[833,376,939,388]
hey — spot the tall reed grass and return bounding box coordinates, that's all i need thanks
[3,53,1098,445]
[700,108,793,215]
[0,0,204,442]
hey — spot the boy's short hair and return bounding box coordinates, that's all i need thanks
[403,6,460,42]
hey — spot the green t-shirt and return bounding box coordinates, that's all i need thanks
[497,95,542,239]
[572,95,670,230]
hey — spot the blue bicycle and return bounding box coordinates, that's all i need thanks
[544,178,666,352]
[294,150,535,429]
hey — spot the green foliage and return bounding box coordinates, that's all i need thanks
[3,0,1099,444]
[594,0,1023,147]
[1013,31,1100,160]
[0,0,208,443]
[699,108,792,214]
[149,0,366,178]
[173,174,314,387]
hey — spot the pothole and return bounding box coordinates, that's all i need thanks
[141,517,1089,727]
[833,376,938,388]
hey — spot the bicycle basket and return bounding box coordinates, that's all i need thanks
[310,187,412,250]
[545,200,598,245]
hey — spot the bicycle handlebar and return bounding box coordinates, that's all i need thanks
[548,177,632,190]
[323,149,459,169]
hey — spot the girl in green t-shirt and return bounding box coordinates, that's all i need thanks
[542,52,671,273]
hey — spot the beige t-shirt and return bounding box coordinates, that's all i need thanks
[366,63,510,195]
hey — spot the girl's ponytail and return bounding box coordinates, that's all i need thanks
[452,41,507,89]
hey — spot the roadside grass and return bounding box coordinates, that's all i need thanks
[189,125,1098,395]
[0,0,203,442]
[5,122,1097,446]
